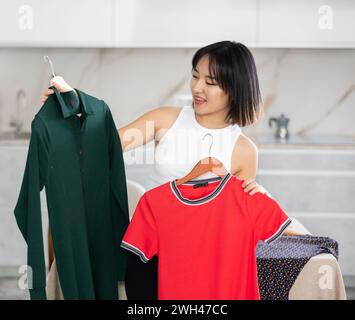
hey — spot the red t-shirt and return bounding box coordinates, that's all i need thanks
[121,173,291,300]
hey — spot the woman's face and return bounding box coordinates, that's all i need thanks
[190,55,229,116]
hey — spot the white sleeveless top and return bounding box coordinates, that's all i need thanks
[144,105,242,190]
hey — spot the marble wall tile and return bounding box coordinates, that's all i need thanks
[0,47,354,137]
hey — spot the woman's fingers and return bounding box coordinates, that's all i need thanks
[41,88,54,98]
[243,181,257,193]
[249,184,267,196]
[49,76,73,93]
[242,178,254,189]
[249,188,259,196]
[40,88,54,103]
[40,75,73,105]
[242,178,268,196]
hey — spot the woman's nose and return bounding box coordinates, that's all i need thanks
[192,79,205,93]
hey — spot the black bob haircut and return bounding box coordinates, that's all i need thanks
[192,41,263,127]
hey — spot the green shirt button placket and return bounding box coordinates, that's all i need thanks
[76,117,85,193]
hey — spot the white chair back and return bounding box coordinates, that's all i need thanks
[126,179,146,221]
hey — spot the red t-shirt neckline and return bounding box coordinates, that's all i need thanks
[170,173,232,205]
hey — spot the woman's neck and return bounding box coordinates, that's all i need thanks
[194,107,230,129]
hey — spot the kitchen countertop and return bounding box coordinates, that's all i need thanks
[249,134,355,149]
[1,134,355,149]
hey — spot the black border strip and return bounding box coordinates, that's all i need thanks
[170,173,231,205]
[264,218,292,244]
[120,241,149,263]
[182,176,222,185]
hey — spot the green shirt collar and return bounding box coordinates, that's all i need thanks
[50,86,94,118]
[75,88,94,117]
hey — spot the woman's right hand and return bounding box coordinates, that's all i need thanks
[40,76,74,104]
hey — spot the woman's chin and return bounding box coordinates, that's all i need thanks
[193,101,207,111]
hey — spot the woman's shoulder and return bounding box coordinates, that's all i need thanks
[154,106,184,132]
[235,133,258,153]
[231,133,258,177]
[156,105,183,116]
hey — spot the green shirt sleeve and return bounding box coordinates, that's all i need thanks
[14,116,49,300]
[105,104,130,281]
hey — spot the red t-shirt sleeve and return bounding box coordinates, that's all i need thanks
[246,192,291,244]
[120,194,158,263]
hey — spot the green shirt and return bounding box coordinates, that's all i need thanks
[14,87,129,300]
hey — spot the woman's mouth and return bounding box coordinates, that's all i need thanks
[194,96,207,106]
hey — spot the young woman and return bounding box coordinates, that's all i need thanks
[41,42,268,195]
[41,41,300,299]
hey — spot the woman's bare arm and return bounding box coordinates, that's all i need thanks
[232,133,258,181]
[118,106,181,152]
[118,108,158,152]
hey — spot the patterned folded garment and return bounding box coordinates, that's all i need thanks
[256,235,339,300]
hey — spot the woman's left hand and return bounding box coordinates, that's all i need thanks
[242,178,268,196]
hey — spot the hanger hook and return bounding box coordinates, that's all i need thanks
[202,133,213,157]
[44,55,56,79]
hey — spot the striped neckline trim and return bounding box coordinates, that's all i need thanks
[170,173,232,206]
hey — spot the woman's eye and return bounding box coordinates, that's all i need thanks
[191,74,216,85]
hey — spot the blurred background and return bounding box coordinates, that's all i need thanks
[0,0,354,299]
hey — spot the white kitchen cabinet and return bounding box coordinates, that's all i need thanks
[258,0,355,47]
[1,0,355,48]
[114,0,257,47]
[0,0,113,47]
